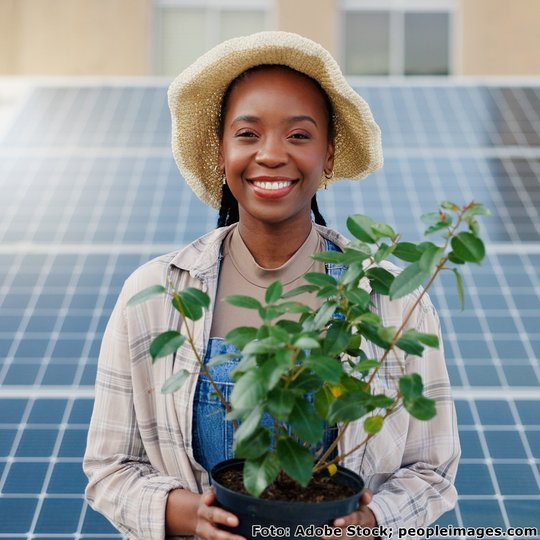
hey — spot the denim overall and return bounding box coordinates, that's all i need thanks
[192,238,346,473]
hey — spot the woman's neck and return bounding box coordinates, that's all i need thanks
[236,219,314,269]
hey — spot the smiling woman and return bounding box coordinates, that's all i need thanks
[83,31,460,540]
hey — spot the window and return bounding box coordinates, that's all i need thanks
[341,0,454,76]
[154,1,270,76]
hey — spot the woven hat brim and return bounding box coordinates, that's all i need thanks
[168,31,383,209]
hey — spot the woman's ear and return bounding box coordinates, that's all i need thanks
[325,139,335,173]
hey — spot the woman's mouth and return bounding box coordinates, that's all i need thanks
[248,177,297,199]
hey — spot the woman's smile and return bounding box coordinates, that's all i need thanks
[248,176,298,198]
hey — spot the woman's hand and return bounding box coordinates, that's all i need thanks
[195,489,246,540]
[323,489,379,540]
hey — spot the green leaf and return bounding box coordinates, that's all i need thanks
[425,221,452,236]
[366,267,395,295]
[364,415,384,434]
[357,323,390,350]
[161,369,190,393]
[234,405,264,445]
[404,396,437,420]
[396,335,424,356]
[290,400,324,443]
[243,453,280,497]
[260,350,293,390]
[312,301,337,329]
[367,394,394,409]
[225,326,258,349]
[127,284,166,306]
[354,359,381,373]
[305,355,343,384]
[451,232,485,263]
[265,281,283,304]
[374,243,394,264]
[150,331,186,360]
[224,295,263,310]
[293,336,320,349]
[328,392,369,424]
[388,262,430,300]
[393,242,421,263]
[343,288,371,309]
[341,262,365,287]
[372,223,398,241]
[207,352,240,366]
[347,215,378,243]
[174,293,203,321]
[181,287,210,309]
[314,386,334,418]
[377,325,396,343]
[420,212,440,225]
[269,325,290,344]
[322,322,352,356]
[234,427,271,460]
[440,201,460,212]
[276,319,303,334]
[281,284,319,299]
[276,439,313,487]
[462,203,491,219]
[267,387,296,419]
[289,372,323,394]
[276,301,312,315]
[304,272,338,288]
[448,251,465,265]
[419,244,444,273]
[468,218,480,237]
[230,371,266,412]
[311,250,349,264]
[452,268,465,311]
[399,373,423,400]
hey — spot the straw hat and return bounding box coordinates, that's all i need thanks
[168,31,383,209]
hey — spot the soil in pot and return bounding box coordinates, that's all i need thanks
[211,459,364,540]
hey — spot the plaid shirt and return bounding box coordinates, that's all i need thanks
[84,224,459,540]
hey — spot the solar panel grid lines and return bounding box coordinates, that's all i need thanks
[1,82,540,538]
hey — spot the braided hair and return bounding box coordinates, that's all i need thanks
[217,183,326,228]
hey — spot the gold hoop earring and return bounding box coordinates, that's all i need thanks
[324,170,334,180]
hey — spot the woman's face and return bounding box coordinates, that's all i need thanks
[219,67,334,229]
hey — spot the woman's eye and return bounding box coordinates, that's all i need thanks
[237,130,257,138]
[289,132,310,140]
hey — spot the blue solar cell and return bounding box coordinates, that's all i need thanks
[0,315,24,332]
[82,506,120,534]
[455,400,475,425]
[3,461,48,493]
[458,339,492,359]
[0,429,17,456]
[459,429,485,459]
[58,428,88,457]
[0,497,37,533]
[476,400,515,425]
[493,339,528,359]
[459,499,506,528]
[69,399,94,424]
[41,363,79,385]
[28,399,68,424]
[25,315,59,333]
[48,462,87,494]
[0,398,27,423]
[465,365,502,386]
[515,401,540,425]
[484,430,528,459]
[51,338,87,358]
[525,430,540,458]
[16,428,58,457]
[455,463,494,495]
[502,365,540,386]
[34,497,83,533]
[3,362,40,385]
[505,499,540,528]
[14,338,50,358]
[80,363,98,385]
[494,464,539,495]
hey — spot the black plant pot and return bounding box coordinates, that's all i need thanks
[211,459,365,540]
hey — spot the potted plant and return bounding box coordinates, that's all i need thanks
[128,201,489,539]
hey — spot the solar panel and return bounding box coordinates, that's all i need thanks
[0,81,538,538]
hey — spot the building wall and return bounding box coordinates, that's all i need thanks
[276,0,338,58]
[456,0,540,75]
[0,0,152,75]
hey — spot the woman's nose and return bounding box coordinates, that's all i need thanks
[255,136,287,167]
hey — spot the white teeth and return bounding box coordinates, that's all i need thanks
[252,180,293,190]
